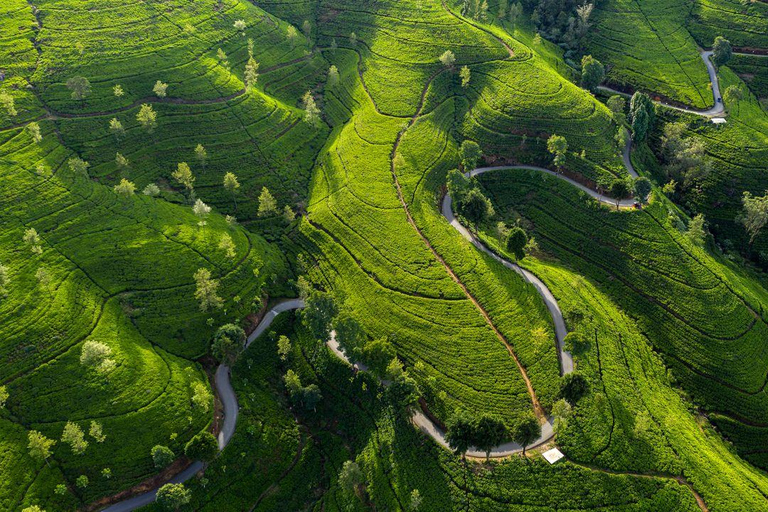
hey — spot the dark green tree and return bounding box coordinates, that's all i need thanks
[560,372,590,404]
[634,176,652,203]
[361,337,396,377]
[459,140,482,171]
[609,179,629,209]
[151,445,175,469]
[302,291,339,341]
[510,411,541,456]
[184,432,218,463]
[458,188,494,225]
[506,227,528,260]
[156,483,191,511]
[580,55,605,91]
[712,36,732,66]
[445,409,475,459]
[630,92,654,142]
[473,414,507,461]
[211,324,246,364]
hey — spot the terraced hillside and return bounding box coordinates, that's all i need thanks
[4,0,768,511]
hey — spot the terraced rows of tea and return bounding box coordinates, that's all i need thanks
[4,0,768,510]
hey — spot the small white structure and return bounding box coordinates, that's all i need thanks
[542,447,565,464]
[711,117,727,125]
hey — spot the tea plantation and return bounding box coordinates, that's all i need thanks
[3,0,768,511]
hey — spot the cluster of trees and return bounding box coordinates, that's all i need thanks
[27,420,107,464]
[528,0,595,53]
[446,409,540,458]
[658,121,710,199]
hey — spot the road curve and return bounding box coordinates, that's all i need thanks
[102,299,305,512]
[598,49,725,118]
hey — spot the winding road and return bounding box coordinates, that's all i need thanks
[101,36,727,512]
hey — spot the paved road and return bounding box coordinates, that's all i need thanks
[103,299,305,512]
[598,49,725,118]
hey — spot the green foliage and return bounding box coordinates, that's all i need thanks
[184,432,218,463]
[580,55,605,91]
[211,324,246,364]
[560,373,590,404]
[151,445,175,469]
[506,227,528,260]
[156,483,191,511]
[458,140,482,170]
[712,36,732,66]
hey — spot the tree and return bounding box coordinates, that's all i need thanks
[302,90,321,126]
[338,460,363,495]
[564,331,589,355]
[21,506,44,512]
[302,291,338,341]
[510,411,540,456]
[723,84,744,113]
[211,324,245,364]
[327,65,340,87]
[116,152,130,171]
[741,191,768,246]
[551,398,573,433]
[277,335,292,361]
[80,339,116,374]
[547,134,568,170]
[609,179,629,209]
[0,92,17,117]
[287,26,299,46]
[332,311,363,358]
[108,118,125,141]
[153,80,168,98]
[61,421,88,455]
[151,445,175,469]
[580,55,604,91]
[102,467,112,479]
[258,186,278,217]
[113,84,124,97]
[0,385,7,408]
[687,214,706,247]
[712,36,732,66]
[68,157,90,177]
[185,432,219,462]
[27,122,42,143]
[0,263,8,299]
[35,267,51,289]
[439,50,456,68]
[193,268,224,311]
[66,76,91,103]
[506,227,528,260]
[28,431,55,465]
[634,177,652,203]
[385,373,420,409]
[219,234,236,259]
[89,421,106,443]
[361,337,397,377]
[191,381,212,412]
[473,414,507,460]
[446,410,475,458]
[458,188,494,225]
[301,384,322,411]
[156,483,191,511]
[560,372,589,404]
[283,205,296,223]
[508,2,523,26]
[409,489,423,511]
[143,183,161,196]
[459,65,471,88]
[630,92,654,141]
[223,172,240,208]
[606,95,626,123]
[192,199,211,226]
[459,140,482,170]
[217,48,229,70]
[172,162,195,194]
[76,475,89,489]
[23,228,43,255]
[114,178,136,197]
[302,20,312,39]
[244,56,259,90]
[284,369,302,395]
[136,104,157,133]
[194,144,207,172]
[233,19,247,33]
[350,32,357,46]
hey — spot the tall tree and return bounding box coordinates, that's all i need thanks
[66,76,91,104]
[192,199,211,226]
[156,483,191,511]
[113,179,136,197]
[459,66,471,88]
[473,414,507,460]
[506,227,528,260]
[547,134,568,170]
[223,172,240,209]
[211,324,245,364]
[687,214,707,247]
[193,268,224,311]
[302,291,339,341]
[153,80,168,98]
[510,411,540,456]
[61,421,88,455]
[109,118,125,140]
[136,104,157,133]
[439,50,456,69]
[172,162,195,198]
[302,91,321,126]
[151,445,175,469]
[580,55,604,91]
[630,92,654,141]
[609,179,629,209]
[258,186,278,217]
[244,57,259,90]
[184,432,219,463]
[459,140,482,170]
[27,122,42,143]
[712,36,732,66]
[634,177,652,203]
[741,191,768,246]
[445,409,475,459]
[27,431,55,466]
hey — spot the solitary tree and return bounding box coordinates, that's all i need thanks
[302,290,339,341]
[473,414,507,461]
[28,431,55,466]
[606,95,626,123]
[151,445,175,469]
[223,172,240,209]
[193,144,207,172]
[116,152,130,171]
[723,84,744,113]
[459,140,482,170]
[233,19,247,34]
[712,36,732,66]
[193,199,211,226]
[172,162,195,199]
[460,65,471,88]
[0,92,17,117]
[510,411,540,456]
[113,84,124,97]
[80,339,116,374]
[741,191,768,246]
[551,398,573,434]
[687,214,707,247]
[547,134,568,170]
[217,48,230,70]
[68,157,90,177]
[89,421,106,443]
[219,233,236,259]
[35,267,51,289]
[580,55,605,91]
[136,104,158,133]
[193,268,224,311]
[302,20,312,39]
[634,176,652,203]
[609,179,629,209]
[153,80,168,98]
[27,122,42,143]
[458,188,494,225]
[439,50,456,69]
[211,324,246,364]
[0,263,8,299]
[143,183,161,196]
[338,460,364,496]
[409,489,423,511]
[66,76,91,103]
[156,483,191,511]
[23,227,43,255]
[185,432,219,463]
[302,91,321,126]
[560,372,590,404]
[61,422,88,455]
[245,56,259,90]
[258,186,278,217]
[114,178,136,197]
[283,205,296,223]
[630,92,654,141]
[506,227,528,260]
[277,335,292,361]
[109,118,125,140]
[327,65,340,87]
[445,409,475,459]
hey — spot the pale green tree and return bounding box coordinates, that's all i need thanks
[193,268,223,311]
[258,186,278,217]
[61,421,88,455]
